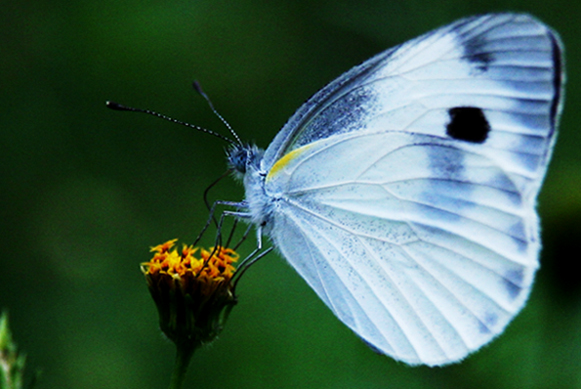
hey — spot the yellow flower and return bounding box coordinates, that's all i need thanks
[141,239,239,348]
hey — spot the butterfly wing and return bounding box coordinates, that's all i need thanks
[263,13,563,175]
[260,14,564,366]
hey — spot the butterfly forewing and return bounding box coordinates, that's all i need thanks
[264,14,562,180]
[252,13,563,366]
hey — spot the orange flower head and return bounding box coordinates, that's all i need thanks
[141,239,239,347]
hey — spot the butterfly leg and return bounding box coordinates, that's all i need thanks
[194,199,249,246]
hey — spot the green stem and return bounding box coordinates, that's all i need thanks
[168,342,196,389]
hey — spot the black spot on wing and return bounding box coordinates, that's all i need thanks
[446,107,491,143]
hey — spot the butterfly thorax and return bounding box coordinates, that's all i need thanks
[227,144,273,229]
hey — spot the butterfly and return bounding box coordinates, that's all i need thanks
[226,13,564,366]
[110,12,565,366]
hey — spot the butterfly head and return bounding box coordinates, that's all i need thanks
[227,143,263,177]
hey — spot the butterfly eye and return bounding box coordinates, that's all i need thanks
[227,145,249,173]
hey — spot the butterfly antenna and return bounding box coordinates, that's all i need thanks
[192,80,244,146]
[105,100,237,146]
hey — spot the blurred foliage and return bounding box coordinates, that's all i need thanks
[1,311,26,389]
[1,1,580,388]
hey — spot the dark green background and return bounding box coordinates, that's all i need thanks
[1,1,580,388]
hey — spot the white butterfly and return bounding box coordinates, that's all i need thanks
[224,13,565,366]
[111,12,564,367]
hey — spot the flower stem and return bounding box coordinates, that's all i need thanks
[168,342,196,389]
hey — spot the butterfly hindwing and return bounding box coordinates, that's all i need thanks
[259,13,563,366]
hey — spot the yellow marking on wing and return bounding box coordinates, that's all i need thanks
[266,144,312,182]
